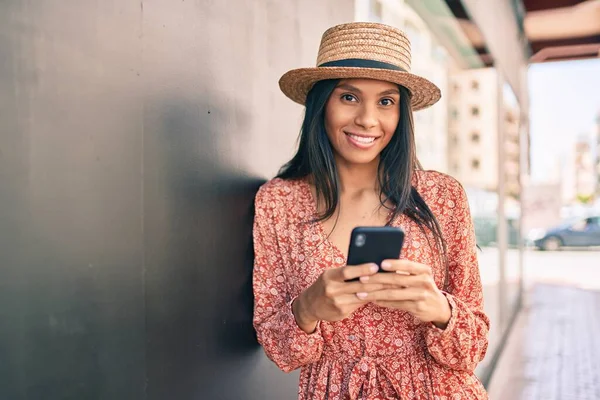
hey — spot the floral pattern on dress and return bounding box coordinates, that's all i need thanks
[253,170,490,399]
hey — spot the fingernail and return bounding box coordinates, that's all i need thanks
[356,292,368,299]
[360,276,370,283]
[381,261,392,270]
[369,264,378,273]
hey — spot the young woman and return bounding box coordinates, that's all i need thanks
[253,22,490,399]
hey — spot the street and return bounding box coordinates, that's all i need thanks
[484,248,600,399]
[522,248,600,290]
[478,247,600,291]
[474,247,600,382]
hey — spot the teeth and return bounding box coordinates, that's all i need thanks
[348,134,375,144]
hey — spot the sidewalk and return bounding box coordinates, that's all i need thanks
[488,284,600,399]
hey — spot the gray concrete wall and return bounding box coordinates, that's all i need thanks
[0,1,353,399]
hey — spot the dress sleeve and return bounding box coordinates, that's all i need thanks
[252,184,324,373]
[424,177,490,372]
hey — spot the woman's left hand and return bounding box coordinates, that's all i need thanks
[359,259,452,329]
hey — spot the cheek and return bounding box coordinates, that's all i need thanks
[324,105,347,139]
[382,113,400,141]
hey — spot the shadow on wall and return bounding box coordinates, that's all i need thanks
[0,0,312,397]
[144,90,277,398]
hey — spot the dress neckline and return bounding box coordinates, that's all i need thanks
[298,178,348,263]
[298,178,400,265]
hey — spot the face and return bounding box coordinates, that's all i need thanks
[324,78,400,167]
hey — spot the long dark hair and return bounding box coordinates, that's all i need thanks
[277,79,449,289]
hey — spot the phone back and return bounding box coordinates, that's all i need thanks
[346,226,405,268]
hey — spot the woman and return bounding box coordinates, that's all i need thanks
[253,22,489,399]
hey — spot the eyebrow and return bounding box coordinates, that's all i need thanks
[335,83,400,96]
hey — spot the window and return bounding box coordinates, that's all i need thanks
[505,110,517,124]
[587,217,600,227]
[471,132,480,143]
[471,106,480,117]
[472,159,480,169]
[451,108,459,120]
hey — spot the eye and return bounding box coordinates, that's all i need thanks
[380,98,395,106]
[341,94,358,102]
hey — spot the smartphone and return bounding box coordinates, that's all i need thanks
[346,226,405,281]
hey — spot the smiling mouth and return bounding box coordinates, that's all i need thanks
[345,132,379,144]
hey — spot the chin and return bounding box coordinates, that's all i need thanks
[336,149,381,165]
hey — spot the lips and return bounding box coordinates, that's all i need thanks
[345,131,379,149]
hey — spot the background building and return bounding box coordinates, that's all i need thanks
[447,68,522,200]
[521,183,562,233]
[503,87,521,200]
[574,134,596,202]
[596,112,600,199]
[448,68,498,192]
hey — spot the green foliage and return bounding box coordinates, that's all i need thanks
[576,194,594,204]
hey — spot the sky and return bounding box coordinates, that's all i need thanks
[528,58,600,184]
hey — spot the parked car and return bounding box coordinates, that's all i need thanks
[530,216,600,251]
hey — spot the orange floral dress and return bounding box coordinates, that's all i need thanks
[253,170,490,399]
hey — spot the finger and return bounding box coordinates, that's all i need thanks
[333,293,370,305]
[338,281,388,295]
[373,300,416,311]
[360,287,425,302]
[362,273,429,288]
[380,259,431,275]
[331,263,379,282]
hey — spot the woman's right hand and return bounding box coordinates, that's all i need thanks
[292,263,384,333]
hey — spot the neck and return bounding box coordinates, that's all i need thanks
[334,155,381,194]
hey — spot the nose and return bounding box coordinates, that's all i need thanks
[354,103,378,130]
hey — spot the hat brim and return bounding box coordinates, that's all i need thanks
[279,67,441,111]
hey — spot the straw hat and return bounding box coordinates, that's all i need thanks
[279,22,441,111]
